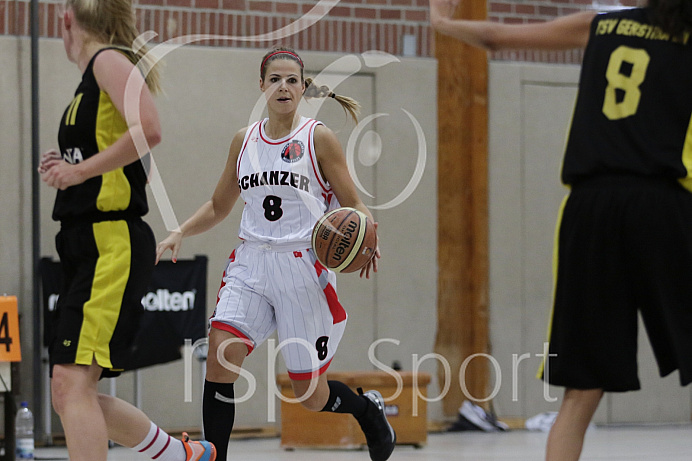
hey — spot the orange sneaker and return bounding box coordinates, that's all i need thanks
[182,432,216,461]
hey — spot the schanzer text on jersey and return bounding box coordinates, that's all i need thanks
[238,170,311,192]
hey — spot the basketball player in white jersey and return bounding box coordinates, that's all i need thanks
[156,47,395,461]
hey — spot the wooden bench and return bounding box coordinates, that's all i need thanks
[277,370,431,449]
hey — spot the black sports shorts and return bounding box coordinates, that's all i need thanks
[540,175,692,392]
[50,218,155,377]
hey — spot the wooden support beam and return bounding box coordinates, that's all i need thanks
[434,1,489,417]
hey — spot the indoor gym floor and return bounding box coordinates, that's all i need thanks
[33,423,692,460]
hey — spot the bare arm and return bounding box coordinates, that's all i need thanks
[155,128,245,263]
[430,0,596,51]
[315,124,380,278]
[41,50,161,189]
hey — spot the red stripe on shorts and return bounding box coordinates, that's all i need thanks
[216,249,237,306]
[210,321,254,355]
[288,358,333,381]
[314,261,347,324]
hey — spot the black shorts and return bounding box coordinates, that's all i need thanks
[50,218,155,377]
[540,175,692,392]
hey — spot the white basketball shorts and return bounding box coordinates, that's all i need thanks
[210,240,347,380]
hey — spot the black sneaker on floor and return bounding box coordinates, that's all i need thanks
[356,388,396,461]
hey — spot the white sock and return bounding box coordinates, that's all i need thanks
[132,422,186,461]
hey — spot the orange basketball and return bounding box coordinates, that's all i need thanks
[311,207,377,273]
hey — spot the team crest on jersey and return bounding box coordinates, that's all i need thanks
[281,140,305,163]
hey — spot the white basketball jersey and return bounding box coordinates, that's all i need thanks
[236,117,336,245]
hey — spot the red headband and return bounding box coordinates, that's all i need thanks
[260,51,304,76]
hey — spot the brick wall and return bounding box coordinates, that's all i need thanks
[1,0,641,62]
[488,0,640,63]
[1,0,433,57]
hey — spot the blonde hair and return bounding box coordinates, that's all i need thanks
[259,46,361,124]
[66,0,161,94]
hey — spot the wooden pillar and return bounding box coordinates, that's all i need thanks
[434,2,489,417]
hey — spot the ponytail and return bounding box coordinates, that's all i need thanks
[304,77,361,124]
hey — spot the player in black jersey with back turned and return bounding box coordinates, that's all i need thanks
[38,1,214,460]
[431,1,692,460]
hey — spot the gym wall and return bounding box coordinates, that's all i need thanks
[1,35,438,431]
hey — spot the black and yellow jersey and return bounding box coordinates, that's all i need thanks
[53,47,149,222]
[562,8,692,190]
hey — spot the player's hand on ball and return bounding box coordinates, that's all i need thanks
[360,222,380,279]
[156,230,183,264]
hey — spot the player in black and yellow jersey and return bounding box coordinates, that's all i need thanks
[39,1,215,461]
[431,1,692,460]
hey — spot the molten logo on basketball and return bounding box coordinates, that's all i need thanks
[333,220,357,261]
[281,140,305,163]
